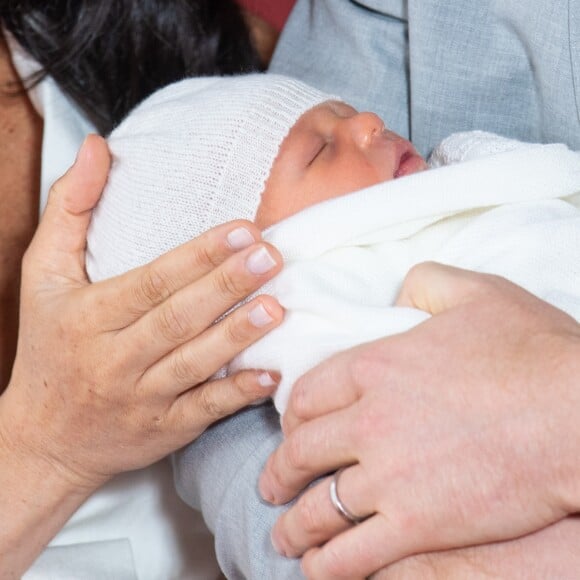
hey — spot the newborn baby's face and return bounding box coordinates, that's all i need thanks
[255,101,427,228]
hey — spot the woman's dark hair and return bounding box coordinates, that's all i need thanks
[1,0,261,134]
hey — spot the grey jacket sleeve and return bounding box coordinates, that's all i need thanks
[174,404,304,580]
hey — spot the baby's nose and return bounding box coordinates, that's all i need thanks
[344,112,386,148]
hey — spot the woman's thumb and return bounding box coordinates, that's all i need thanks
[27,134,110,285]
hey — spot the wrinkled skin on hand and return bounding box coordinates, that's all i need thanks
[260,263,580,579]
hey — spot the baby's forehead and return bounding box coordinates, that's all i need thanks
[293,100,357,125]
[274,99,356,152]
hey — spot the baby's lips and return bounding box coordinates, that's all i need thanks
[395,149,428,178]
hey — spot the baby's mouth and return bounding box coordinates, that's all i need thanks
[394,147,427,178]
[394,151,412,178]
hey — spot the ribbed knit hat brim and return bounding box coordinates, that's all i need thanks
[86,74,336,282]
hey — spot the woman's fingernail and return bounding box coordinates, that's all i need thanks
[249,303,274,327]
[227,227,255,250]
[246,246,277,275]
[258,372,278,388]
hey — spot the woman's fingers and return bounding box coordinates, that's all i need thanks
[93,220,262,328]
[141,295,283,395]
[260,407,357,504]
[25,135,110,285]
[121,242,282,366]
[271,466,373,559]
[170,368,281,439]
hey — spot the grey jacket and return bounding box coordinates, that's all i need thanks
[175,1,580,578]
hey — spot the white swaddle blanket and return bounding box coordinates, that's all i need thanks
[235,133,580,412]
[87,131,580,414]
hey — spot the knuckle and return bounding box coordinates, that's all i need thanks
[171,349,204,385]
[198,387,225,420]
[296,494,323,535]
[137,266,173,306]
[213,269,246,299]
[155,302,190,343]
[223,316,252,347]
[264,454,285,492]
[231,371,255,396]
[350,342,392,393]
[285,432,307,472]
[353,404,385,445]
[191,243,221,270]
[322,544,348,578]
[288,381,308,418]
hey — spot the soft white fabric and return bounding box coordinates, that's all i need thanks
[7,34,221,580]
[83,113,580,415]
[86,74,334,280]
[232,132,580,411]
[25,462,219,580]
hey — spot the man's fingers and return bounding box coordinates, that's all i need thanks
[260,408,357,504]
[27,135,110,284]
[271,465,373,558]
[396,261,495,314]
[141,295,284,394]
[96,220,263,326]
[282,345,366,436]
[301,515,402,580]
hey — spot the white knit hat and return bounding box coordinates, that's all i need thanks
[86,74,335,282]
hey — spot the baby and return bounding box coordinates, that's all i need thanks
[87,73,426,277]
[87,74,580,413]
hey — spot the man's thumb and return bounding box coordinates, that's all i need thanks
[396,261,487,315]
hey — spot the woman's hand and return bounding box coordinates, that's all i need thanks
[0,135,284,575]
[259,263,580,579]
[1,134,284,486]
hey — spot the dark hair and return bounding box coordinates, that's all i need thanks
[1,0,261,134]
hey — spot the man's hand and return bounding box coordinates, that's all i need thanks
[259,263,580,579]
